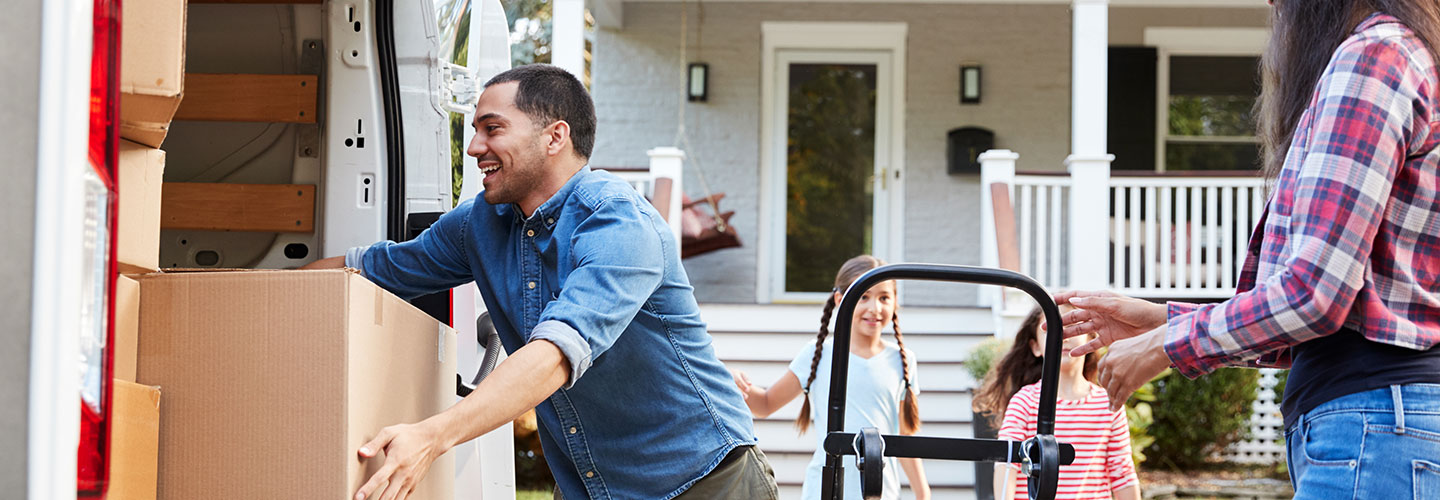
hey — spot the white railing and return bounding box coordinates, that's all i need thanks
[1109,176,1266,298]
[980,150,1266,300]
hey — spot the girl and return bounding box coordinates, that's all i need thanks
[973,304,1139,500]
[732,255,930,500]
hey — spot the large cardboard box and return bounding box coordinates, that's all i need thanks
[136,269,456,500]
[114,274,140,381]
[110,379,160,500]
[118,140,165,273]
[120,0,186,148]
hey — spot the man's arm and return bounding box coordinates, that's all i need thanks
[353,339,571,500]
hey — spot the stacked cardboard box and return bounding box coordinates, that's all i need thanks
[111,0,183,496]
[135,269,457,500]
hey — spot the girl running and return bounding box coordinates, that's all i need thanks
[732,255,930,500]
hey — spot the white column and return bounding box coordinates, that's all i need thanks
[647,147,685,251]
[1067,0,1113,291]
[978,149,1018,273]
[1071,0,1109,157]
[1067,156,1113,290]
[978,150,1017,326]
[551,0,586,81]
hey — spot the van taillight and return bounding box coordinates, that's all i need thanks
[78,0,120,495]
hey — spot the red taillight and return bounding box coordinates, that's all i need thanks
[78,0,120,495]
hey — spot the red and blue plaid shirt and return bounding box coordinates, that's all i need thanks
[1165,14,1440,378]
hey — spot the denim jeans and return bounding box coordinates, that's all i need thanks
[1285,384,1440,499]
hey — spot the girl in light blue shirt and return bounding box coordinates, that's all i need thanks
[733,255,930,499]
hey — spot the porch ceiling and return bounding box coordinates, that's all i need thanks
[591,0,1266,28]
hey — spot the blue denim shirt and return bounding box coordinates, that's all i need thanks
[348,167,757,499]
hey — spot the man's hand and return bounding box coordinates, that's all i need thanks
[1050,290,1167,357]
[1095,326,1171,412]
[354,421,447,500]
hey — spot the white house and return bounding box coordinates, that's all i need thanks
[553,1,1275,497]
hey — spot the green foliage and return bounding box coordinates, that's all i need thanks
[1124,372,1164,467]
[963,337,1008,382]
[1145,368,1261,469]
[449,9,471,206]
[504,0,553,67]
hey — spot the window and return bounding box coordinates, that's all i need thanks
[1145,27,1269,172]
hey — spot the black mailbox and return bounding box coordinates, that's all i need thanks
[947,127,994,175]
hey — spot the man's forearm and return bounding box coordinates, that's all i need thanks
[428,339,571,450]
[301,255,346,270]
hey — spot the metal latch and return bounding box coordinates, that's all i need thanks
[440,63,478,114]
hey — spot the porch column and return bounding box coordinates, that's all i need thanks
[1068,0,1113,291]
[978,150,1017,327]
[552,0,586,81]
[647,147,685,252]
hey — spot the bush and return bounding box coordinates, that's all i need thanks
[1145,368,1261,469]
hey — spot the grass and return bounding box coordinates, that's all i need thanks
[517,490,552,500]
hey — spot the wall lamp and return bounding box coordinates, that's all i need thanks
[961,65,982,104]
[688,63,709,102]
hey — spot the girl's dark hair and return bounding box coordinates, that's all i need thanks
[1258,0,1440,181]
[971,304,1099,418]
[795,255,922,435]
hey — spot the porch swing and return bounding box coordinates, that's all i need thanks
[668,0,740,259]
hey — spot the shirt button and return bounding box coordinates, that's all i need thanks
[527,229,535,237]
[569,427,577,434]
[527,281,536,290]
[546,218,555,225]
[586,471,594,478]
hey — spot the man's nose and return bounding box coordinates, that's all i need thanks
[466,134,485,158]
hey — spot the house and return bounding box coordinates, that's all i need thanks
[555,1,1275,498]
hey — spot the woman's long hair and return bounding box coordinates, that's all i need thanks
[1258,0,1440,181]
[794,255,922,435]
[971,304,1099,418]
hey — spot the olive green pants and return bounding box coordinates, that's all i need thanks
[552,445,779,499]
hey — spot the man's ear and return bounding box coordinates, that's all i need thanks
[545,120,572,157]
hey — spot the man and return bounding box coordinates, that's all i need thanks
[306,64,776,500]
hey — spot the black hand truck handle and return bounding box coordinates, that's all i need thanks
[820,263,1072,500]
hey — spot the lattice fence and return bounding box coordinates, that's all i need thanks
[1224,368,1286,464]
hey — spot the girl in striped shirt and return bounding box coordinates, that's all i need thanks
[974,304,1140,500]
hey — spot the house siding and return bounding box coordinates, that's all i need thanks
[591,3,1268,307]
[592,2,1072,307]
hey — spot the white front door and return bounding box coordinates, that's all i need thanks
[758,22,907,303]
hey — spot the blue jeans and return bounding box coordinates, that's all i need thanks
[1285,384,1440,499]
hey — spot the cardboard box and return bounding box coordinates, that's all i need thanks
[110,379,160,500]
[118,140,165,273]
[136,269,456,500]
[120,0,186,148]
[114,274,140,381]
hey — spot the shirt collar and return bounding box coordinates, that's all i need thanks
[1355,12,1400,33]
[496,166,590,228]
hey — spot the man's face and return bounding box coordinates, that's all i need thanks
[467,82,550,206]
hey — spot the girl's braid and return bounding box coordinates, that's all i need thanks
[794,293,837,434]
[893,312,922,434]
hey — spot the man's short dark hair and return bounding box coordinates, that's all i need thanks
[485,64,596,159]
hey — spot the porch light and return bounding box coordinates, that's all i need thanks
[688,63,709,102]
[961,65,982,104]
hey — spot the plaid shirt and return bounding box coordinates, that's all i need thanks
[1165,14,1440,378]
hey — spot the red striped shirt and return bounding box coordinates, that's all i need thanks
[997,382,1139,500]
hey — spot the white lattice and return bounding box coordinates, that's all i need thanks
[1225,368,1285,464]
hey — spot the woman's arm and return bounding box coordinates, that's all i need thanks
[731,369,803,418]
[899,457,929,500]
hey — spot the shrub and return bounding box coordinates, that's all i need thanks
[1145,367,1261,469]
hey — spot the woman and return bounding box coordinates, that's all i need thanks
[1056,1,1440,497]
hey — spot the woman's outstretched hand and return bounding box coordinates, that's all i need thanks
[1048,290,1168,357]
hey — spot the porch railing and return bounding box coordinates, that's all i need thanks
[981,150,1267,300]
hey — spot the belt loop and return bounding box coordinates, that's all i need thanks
[1391,385,1406,435]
